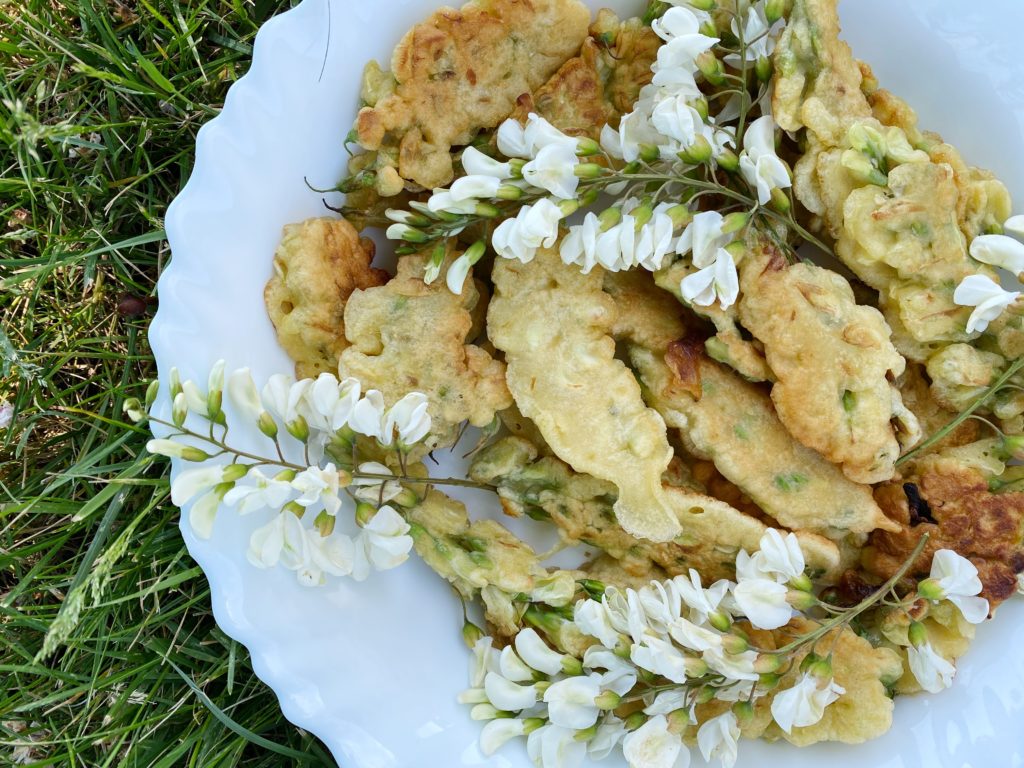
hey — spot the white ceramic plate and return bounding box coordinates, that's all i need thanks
[151,1,1024,765]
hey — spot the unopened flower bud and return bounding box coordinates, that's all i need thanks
[689,0,715,10]
[638,667,658,685]
[722,634,749,655]
[562,656,584,676]
[187,447,214,462]
[533,680,552,697]
[462,620,484,648]
[257,410,278,438]
[523,717,545,735]
[222,463,250,482]
[732,700,755,722]
[283,500,305,518]
[717,149,740,172]
[754,654,783,674]
[463,239,487,266]
[574,163,604,179]
[172,392,188,427]
[145,379,160,409]
[696,51,725,85]
[578,579,606,599]
[385,209,430,227]
[769,187,792,214]
[576,137,602,157]
[789,573,814,593]
[286,415,309,442]
[169,367,182,400]
[495,184,523,200]
[508,158,526,178]
[623,712,647,731]
[725,240,747,260]
[908,620,929,648]
[722,211,749,234]
[594,691,621,710]
[385,223,428,243]
[699,18,717,37]
[709,611,731,632]
[765,0,790,22]
[123,398,145,423]
[314,509,336,536]
[621,160,643,174]
[685,658,709,678]
[355,501,377,527]
[917,577,944,601]
[395,245,418,256]
[475,202,501,218]
[680,135,713,165]
[755,55,773,83]
[207,389,223,423]
[578,187,600,207]
[801,652,833,679]
[598,207,622,231]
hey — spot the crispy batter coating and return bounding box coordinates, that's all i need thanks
[654,259,773,382]
[264,217,389,379]
[407,489,579,639]
[354,0,590,190]
[602,269,890,538]
[488,247,682,542]
[775,0,1016,395]
[631,341,893,538]
[338,252,512,451]
[510,11,660,140]
[898,363,980,454]
[864,448,1024,607]
[470,437,842,583]
[750,618,903,746]
[738,243,918,485]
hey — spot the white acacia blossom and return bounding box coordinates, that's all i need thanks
[697,710,740,768]
[223,467,294,515]
[770,672,845,734]
[351,505,414,581]
[622,715,686,768]
[969,233,1024,276]
[907,641,956,694]
[919,549,990,623]
[724,3,778,66]
[731,577,791,629]
[953,274,1020,334]
[491,198,564,263]
[738,115,791,204]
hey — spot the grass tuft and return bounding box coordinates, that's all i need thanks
[1,1,335,764]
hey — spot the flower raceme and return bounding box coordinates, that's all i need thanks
[463,531,990,768]
[143,364,432,587]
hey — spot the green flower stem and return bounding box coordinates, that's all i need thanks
[148,416,495,491]
[897,355,1024,466]
[765,532,930,656]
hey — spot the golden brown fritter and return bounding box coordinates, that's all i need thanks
[338,251,512,451]
[602,269,891,539]
[864,452,1024,607]
[264,217,389,379]
[738,242,918,485]
[774,0,1016,399]
[510,11,660,140]
[354,0,591,190]
[470,437,842,583]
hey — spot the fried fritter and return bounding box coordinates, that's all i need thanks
[407,488,579,639]
[470,437,842,583]
[601,269,891,538]
[631,341,894,538]
[864,446,1024,607]
[510,10,660,140]
[738,242,919,485]
[264,217,389,379]
[775,0,1018,422]
[354,0,590,190]
[488,247,682,542]
[338,251,512,451]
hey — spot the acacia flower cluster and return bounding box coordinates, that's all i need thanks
[134,363,433,586]
[382,1,798,312]
[461,529,987,768]
[955,212,1024,333]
